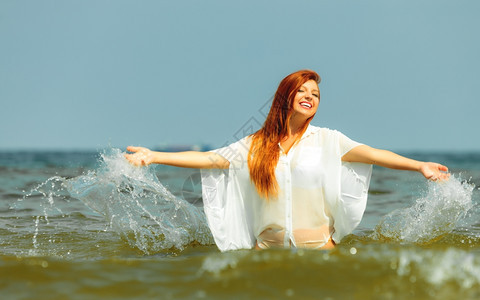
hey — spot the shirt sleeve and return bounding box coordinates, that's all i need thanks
[338,132,362,157]
[323,129,372,244]
[200,138,256,251]
[209,137,250,169]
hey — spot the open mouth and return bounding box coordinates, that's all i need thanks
[300,102,312,109]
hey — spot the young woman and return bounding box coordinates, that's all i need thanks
[125,70,449,251]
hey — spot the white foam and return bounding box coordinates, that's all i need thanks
[396,248,480,288]
[373,176,474,244]
[65,148,214,254]
[199,252,242,276]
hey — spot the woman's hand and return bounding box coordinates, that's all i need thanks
[124,146,155,166]
[343,145,450,181]
[419,162,450,181]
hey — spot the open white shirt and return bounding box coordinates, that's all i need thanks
[201,125,372,251]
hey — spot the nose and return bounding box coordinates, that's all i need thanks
[305,91,313,100]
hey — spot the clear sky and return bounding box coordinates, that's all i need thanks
[1,0,479,151]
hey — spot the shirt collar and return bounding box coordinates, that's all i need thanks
[277,124,320,154]
[300,124,320,141]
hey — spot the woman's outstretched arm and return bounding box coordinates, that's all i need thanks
[342,145,449,181]
[124,146,230,169]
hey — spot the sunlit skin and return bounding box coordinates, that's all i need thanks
[124,74,450,251]
[276,81,450,181]
[280,80,320,154]
[291,79,320,121]
[125,80,450,181]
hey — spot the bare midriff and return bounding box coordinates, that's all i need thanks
[255,227,335,250]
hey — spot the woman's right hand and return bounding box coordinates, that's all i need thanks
[124,146,155,166]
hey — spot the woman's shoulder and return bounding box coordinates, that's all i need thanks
[307,125,343,137]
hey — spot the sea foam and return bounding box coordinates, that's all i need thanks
[372,176,475,244]
[65,149,214,254]
[26,149,475,254]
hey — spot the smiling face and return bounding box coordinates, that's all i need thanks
[291,79,320,120]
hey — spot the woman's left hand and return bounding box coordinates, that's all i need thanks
[419,162,450,181]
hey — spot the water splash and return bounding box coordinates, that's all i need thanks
[372,176,474,244]
[11,176,71,256]
[64,148,214,254]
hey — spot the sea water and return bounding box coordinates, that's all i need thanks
[65,149,213,254]
[1,149,479,299]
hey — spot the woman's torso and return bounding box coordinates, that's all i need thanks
[251,128,336,249]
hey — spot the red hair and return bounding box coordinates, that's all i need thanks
[248,70,321,199]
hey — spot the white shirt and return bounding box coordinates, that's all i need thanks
[201,125,372,251]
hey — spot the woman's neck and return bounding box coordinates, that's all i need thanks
[279,118,310,154]
[287,116,310,138]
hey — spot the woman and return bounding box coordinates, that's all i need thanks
[125,70,449,251]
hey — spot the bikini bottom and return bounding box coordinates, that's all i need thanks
[256,228,335,250]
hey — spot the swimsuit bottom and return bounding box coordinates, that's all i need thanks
[256,228,334,250]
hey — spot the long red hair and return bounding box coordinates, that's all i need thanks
[248,70,321,199]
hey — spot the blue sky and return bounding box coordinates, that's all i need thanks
[1,0,479,151]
